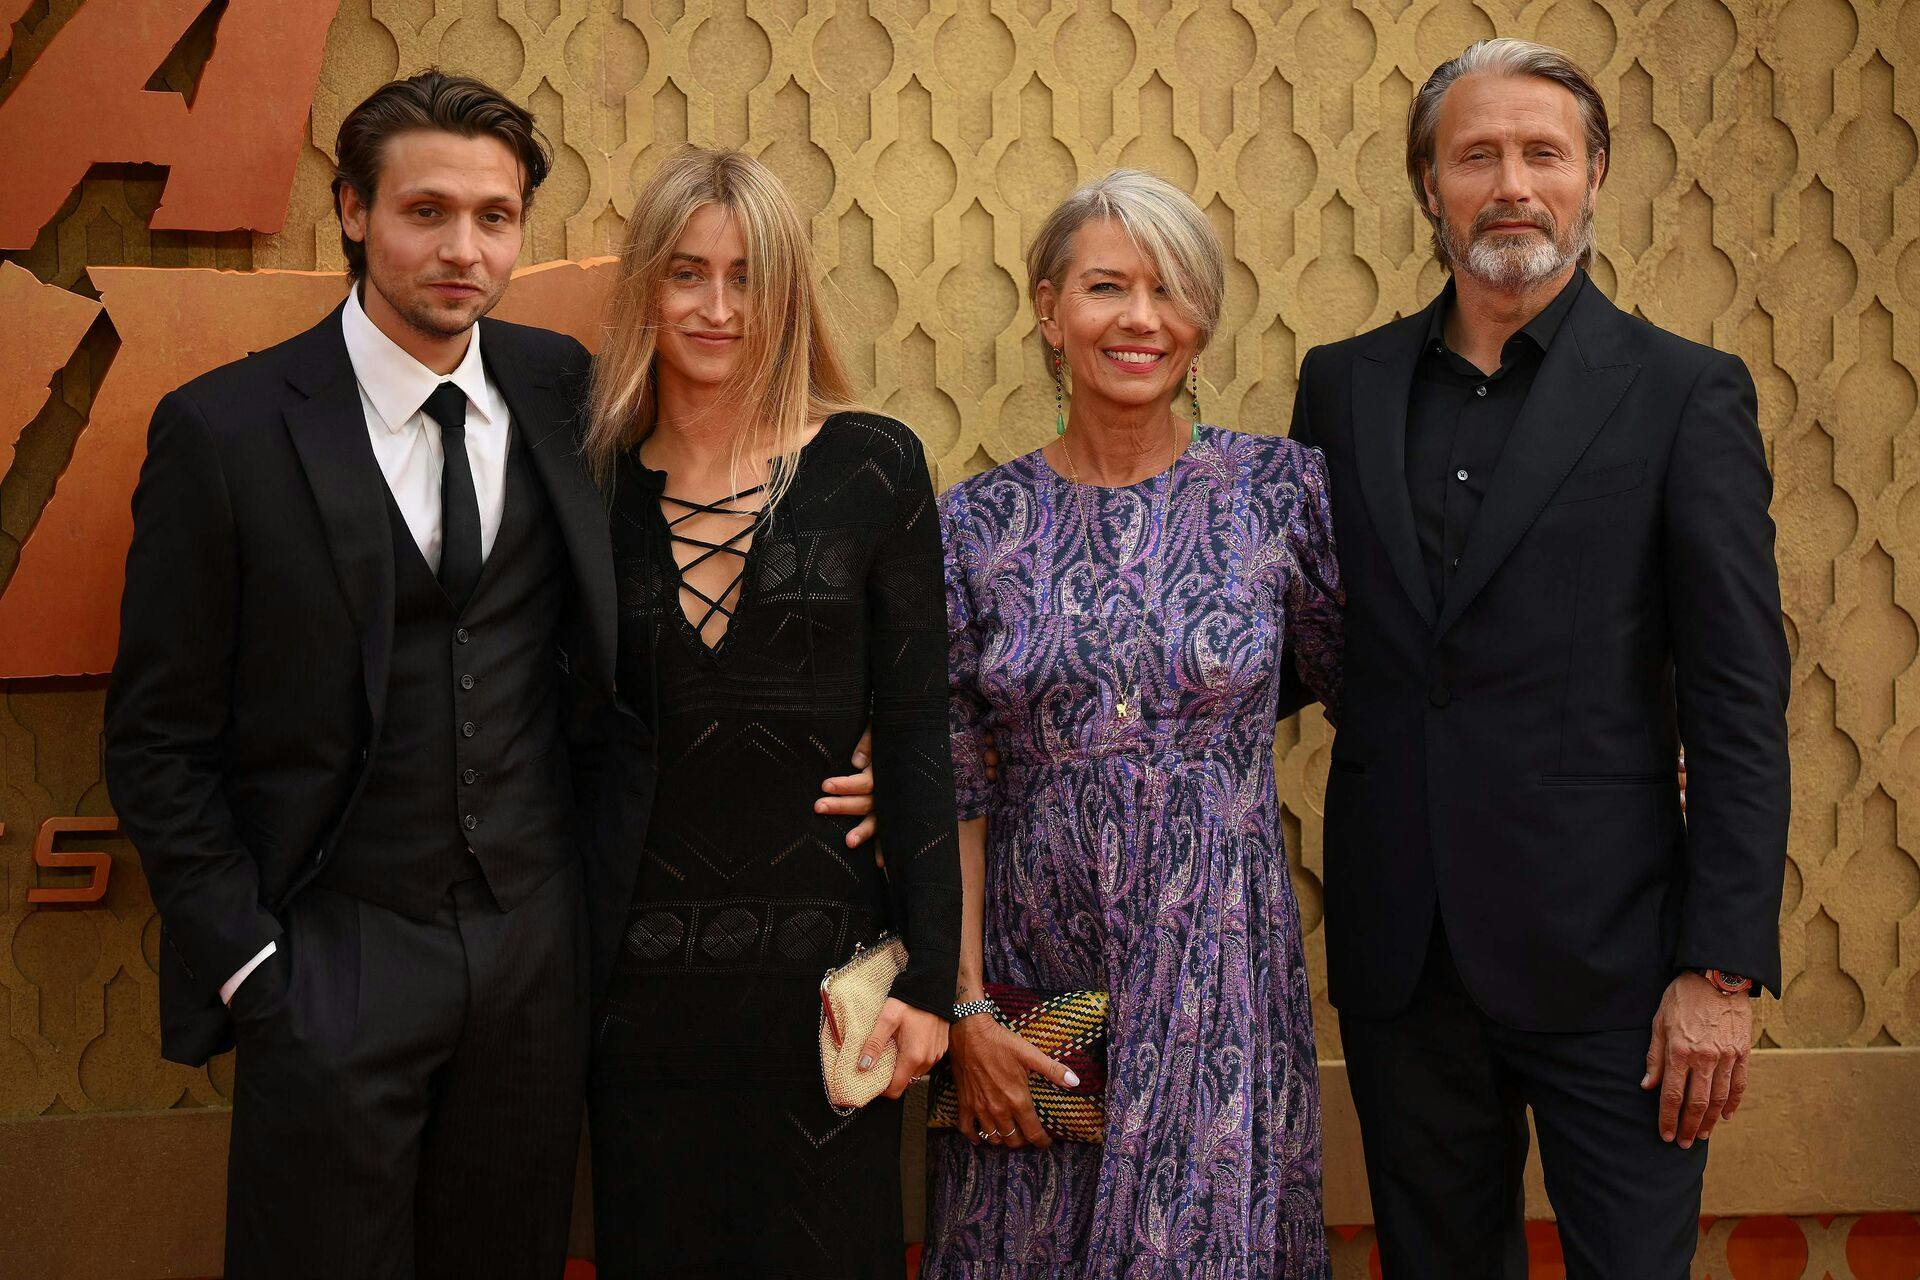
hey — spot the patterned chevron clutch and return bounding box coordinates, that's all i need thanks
[927,985,1110,1143]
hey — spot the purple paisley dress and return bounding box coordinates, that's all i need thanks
[922,425,1343,1280]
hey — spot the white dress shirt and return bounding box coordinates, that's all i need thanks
[221,288,514,1005]
[342,283,512,566]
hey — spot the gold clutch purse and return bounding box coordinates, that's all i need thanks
[818,934,908,1115]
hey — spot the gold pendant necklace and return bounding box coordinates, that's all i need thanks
[1055,420,1183,722]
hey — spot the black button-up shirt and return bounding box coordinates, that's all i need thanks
[1405,269,1585,608]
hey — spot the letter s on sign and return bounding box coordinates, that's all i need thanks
[26,817,118,906]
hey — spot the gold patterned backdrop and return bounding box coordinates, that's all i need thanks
[2,0,1916,1252]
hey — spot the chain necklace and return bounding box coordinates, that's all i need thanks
[1054,419,1185,720]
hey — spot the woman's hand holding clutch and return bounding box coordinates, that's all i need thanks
[854,997,950,1101]
[948,1011,1078,1150]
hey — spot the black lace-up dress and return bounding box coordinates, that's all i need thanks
[589,413,962,1279]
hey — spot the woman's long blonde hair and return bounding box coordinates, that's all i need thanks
[584,147,858,512]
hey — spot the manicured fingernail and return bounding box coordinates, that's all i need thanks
[854,755,868,768]
[1640,1073,1651,1088]
[858,1054,873,1071]
[816,799,829,812]
[1064,1071,1080,1088]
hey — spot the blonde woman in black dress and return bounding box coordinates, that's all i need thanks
[580,147,961,1278]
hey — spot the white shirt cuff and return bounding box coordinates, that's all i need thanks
[220,941,277,1005]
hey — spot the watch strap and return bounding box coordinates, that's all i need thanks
[1700,968,1753,995]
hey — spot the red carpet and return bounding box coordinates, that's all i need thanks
[554,1218,1920,1279]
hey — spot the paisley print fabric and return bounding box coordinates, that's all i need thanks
[922,426,1343,1280]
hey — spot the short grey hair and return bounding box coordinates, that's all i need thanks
[1407,38,1611,269]
[1025,169,1225,350]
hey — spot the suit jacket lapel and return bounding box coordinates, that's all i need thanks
[282,305,397,727]
[1434,283,1641,637]
[1353,307,1438,628]
[482,324,616,696]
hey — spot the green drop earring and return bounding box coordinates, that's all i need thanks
[1053,344,1067,435]
[1189,359,1202,442]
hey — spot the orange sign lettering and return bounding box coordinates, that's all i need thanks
[0,262,101,480]
[0,1,38,61]
[0,0,340,249]
[26,817,120,906]
[0,260,615,678]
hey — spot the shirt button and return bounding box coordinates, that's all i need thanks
[460,673,475,690]
[1450,556,1461,570]
[463,814,478,831]
[1476,385,1488,396]
[462,721,476,738]
[455,627,470,644]
[462,769,477,785]
[1456,468,1470,482]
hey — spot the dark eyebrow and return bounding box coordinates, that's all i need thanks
[396,187,522,206]
[671,253,748,267]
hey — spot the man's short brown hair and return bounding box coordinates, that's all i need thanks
[332,70,551,280]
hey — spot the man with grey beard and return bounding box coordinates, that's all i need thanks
[1283,38,1789,1277]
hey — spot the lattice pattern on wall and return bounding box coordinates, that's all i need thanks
[0,0,1914,1123]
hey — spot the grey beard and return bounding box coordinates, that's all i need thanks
[1448,204,1593,290]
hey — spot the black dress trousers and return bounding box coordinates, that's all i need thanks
[1338,920,1708,1280]
[223,862,590,1280]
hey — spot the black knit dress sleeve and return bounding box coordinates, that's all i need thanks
[864,423,962,1017]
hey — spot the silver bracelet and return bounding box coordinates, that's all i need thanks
[951,998,998,1021]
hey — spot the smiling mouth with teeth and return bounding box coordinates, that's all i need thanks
[1106,350,1165,365]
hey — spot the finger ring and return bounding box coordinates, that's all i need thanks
[975,1129,990,1140]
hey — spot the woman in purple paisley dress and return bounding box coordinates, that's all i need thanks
[921,172,1343,1280]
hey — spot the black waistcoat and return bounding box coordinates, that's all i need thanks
[323,431,575,918]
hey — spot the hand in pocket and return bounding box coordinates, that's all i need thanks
[229,946,292,1033]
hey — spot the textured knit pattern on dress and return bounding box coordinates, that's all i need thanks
[923,425,1343,1280]
[593,413,960,1280]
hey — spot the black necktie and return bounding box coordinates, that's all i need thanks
[423,382,481,607]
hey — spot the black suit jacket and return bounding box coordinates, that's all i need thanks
[1289,279,1790,1032]
[104,305,649,1065]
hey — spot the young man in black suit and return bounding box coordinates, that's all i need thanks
[104,72,874,1279]
[1287,38,1790,1277]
